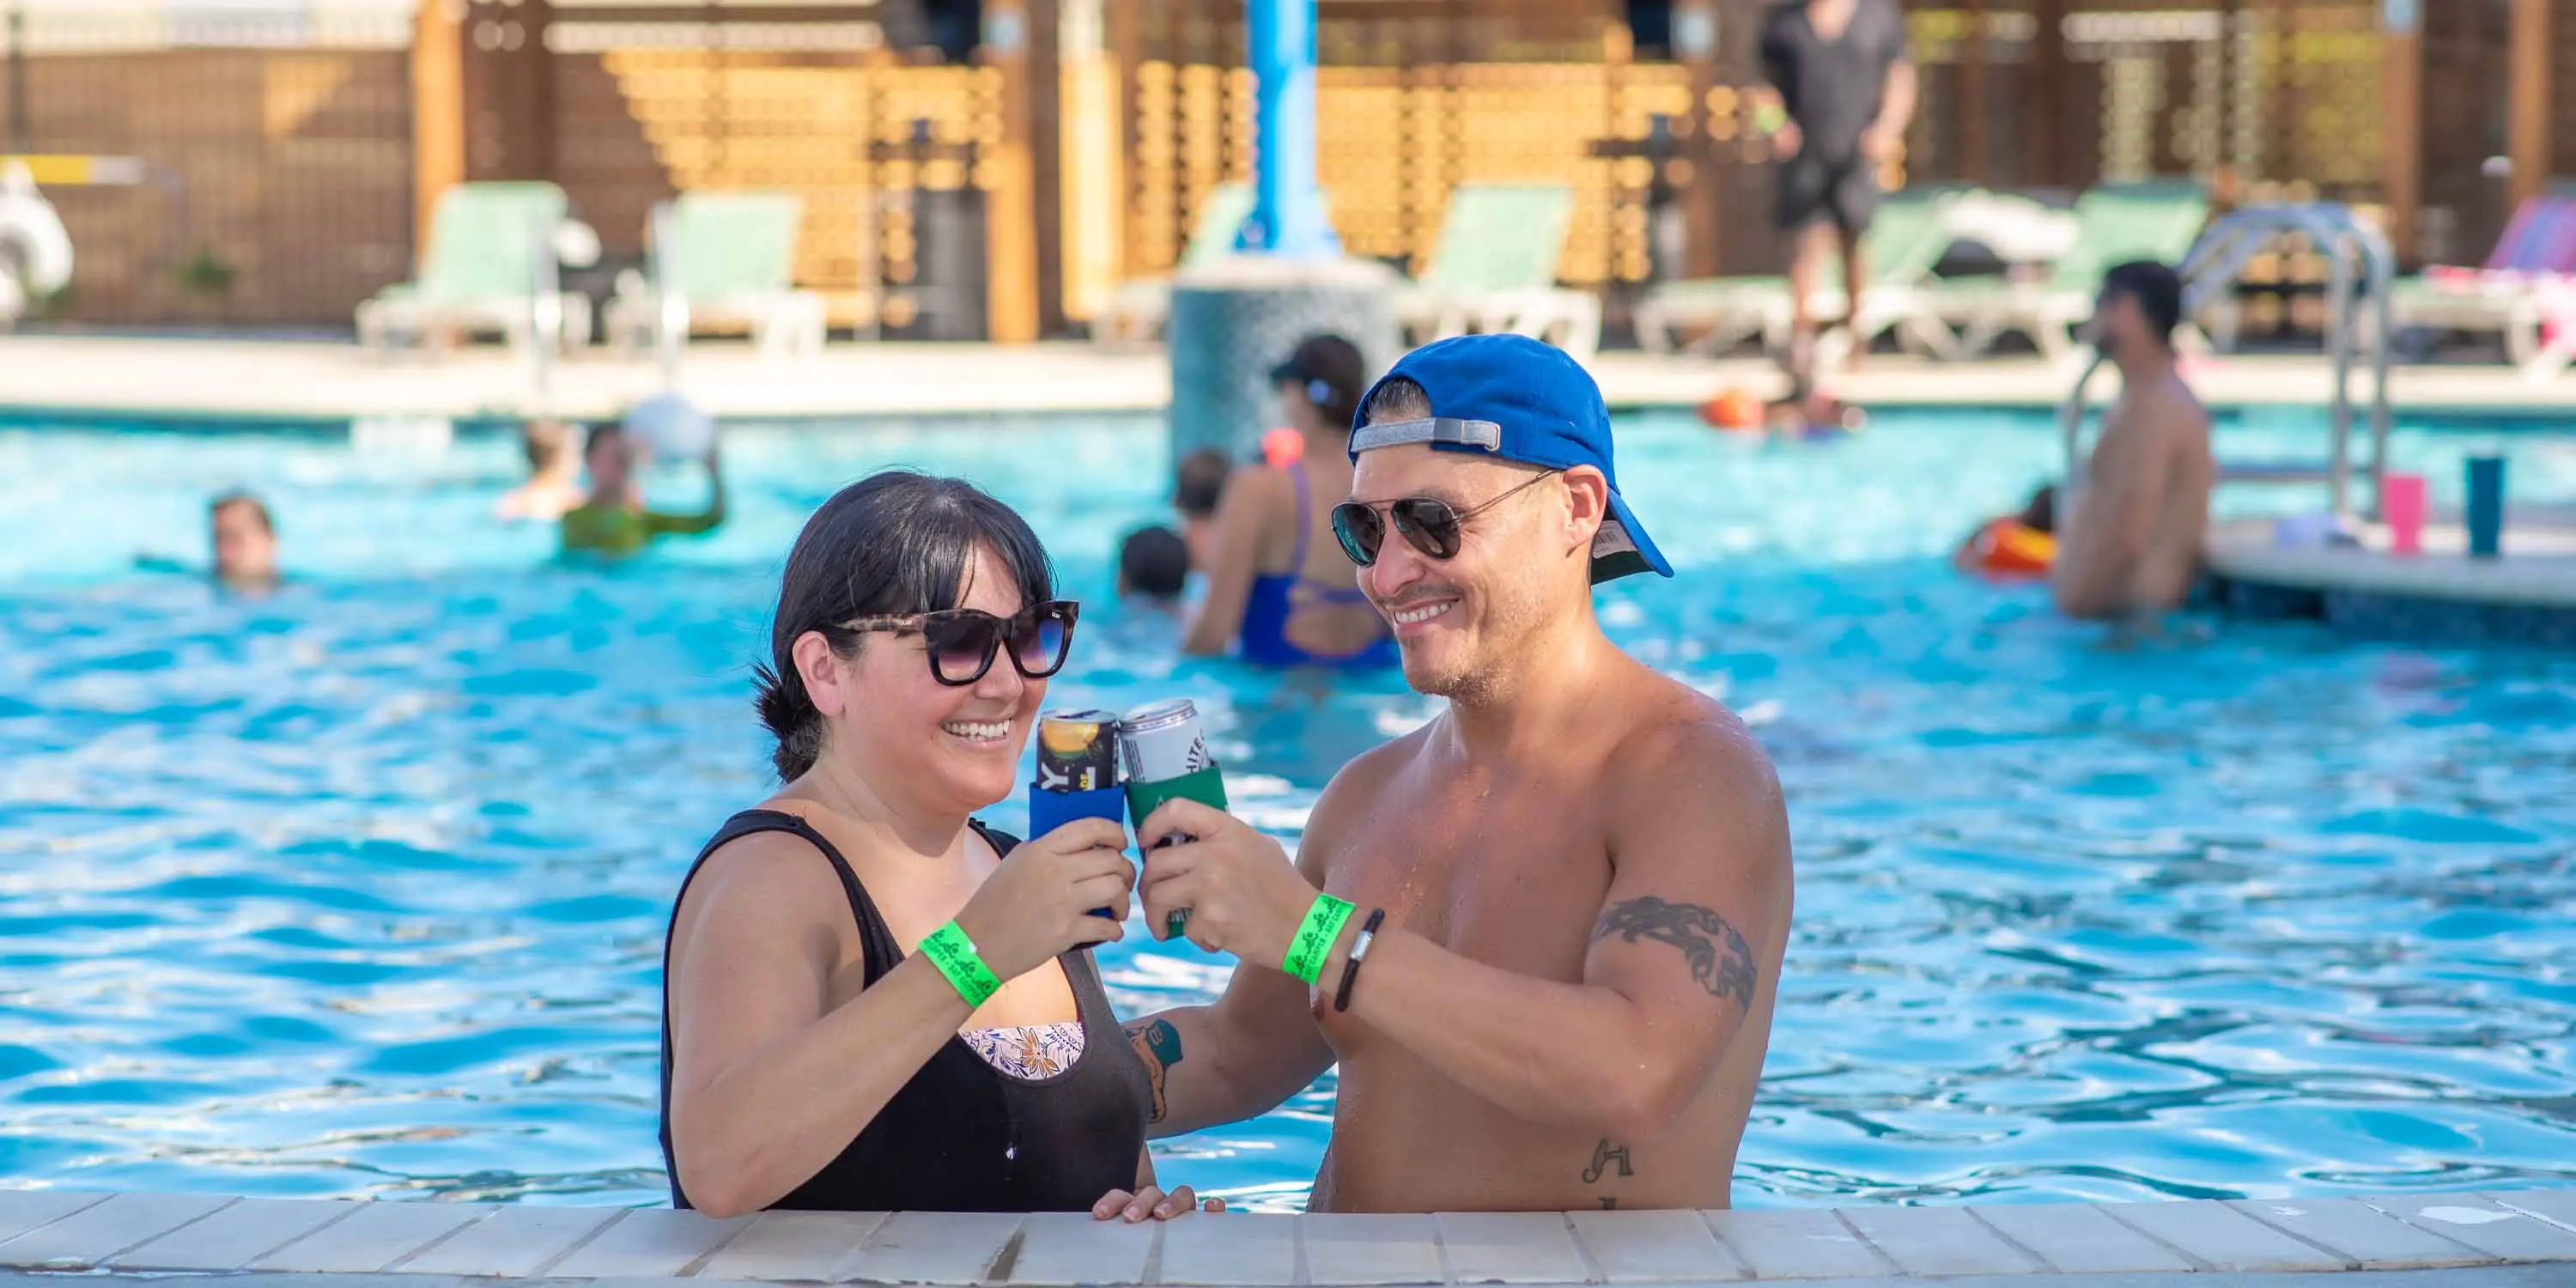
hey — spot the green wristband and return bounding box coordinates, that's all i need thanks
[1282,895,1358,985]
[919,920,1002,1009]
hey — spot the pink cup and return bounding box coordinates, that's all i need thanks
[2381,472,2428,556]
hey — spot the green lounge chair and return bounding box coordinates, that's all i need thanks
[357,181,589,355]
[1634,187,1959,358]
[1394,182,1599,361]
[1895,185,2211,360]
[1092,183,1260,346]
[607,191,825,361]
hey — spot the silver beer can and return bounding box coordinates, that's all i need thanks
[1119,697,1216,783]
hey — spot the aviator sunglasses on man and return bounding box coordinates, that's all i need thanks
[831,599,1078,686]
[1330,470,1562,568]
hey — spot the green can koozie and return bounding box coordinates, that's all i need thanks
[1125,763,1229,824]
[1127,765,1227,941]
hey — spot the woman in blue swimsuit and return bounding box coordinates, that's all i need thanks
[1181,334,1399,668]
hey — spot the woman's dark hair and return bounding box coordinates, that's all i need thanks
[1273,333,1369,433]
[754,471,1055,781]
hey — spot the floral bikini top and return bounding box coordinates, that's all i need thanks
[961,1022,1088,1079]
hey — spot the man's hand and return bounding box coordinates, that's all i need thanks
[1858,125,1900,162]
[1136,799,1319,969]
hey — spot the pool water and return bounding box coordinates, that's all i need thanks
[0,408,2571,1210]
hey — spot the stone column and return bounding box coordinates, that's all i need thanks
[1167,255,1399,461]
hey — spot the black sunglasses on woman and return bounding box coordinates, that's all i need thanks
[834,599,1078,686]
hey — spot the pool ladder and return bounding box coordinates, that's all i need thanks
[2060,203,2397,519]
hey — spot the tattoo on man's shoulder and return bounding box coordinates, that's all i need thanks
[1124,1018,1182,1123]
[1592,896,1759,1006]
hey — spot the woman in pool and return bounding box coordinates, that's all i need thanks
[660,471,1212,1219]
[1180,334,1398,667]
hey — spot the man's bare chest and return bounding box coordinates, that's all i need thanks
[1320,799,1613,974]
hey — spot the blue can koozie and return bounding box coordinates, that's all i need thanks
[2465,456,2506,559]
[1029,783,1130,917]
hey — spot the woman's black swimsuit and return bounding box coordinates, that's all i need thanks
[659,809,1151,1212]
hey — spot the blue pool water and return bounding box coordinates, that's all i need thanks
[0,407,2572,1210]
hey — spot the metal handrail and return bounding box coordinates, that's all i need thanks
[2061,203,2396,519]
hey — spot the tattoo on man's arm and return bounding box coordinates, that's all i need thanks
[1124,1018,1183,1123]
[1592,896,1759,1006]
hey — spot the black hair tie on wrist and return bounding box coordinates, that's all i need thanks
[1333,908,1387,1013]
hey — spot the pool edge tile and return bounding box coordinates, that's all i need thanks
[2098,1199,2351,1273]
[830,1211,1018,1285]
[1566,1208,1746,1282]
[1834,1205,2042,1276]
[2360,1193,2576,1262]
[1432,1212,1588,1285]
[1005,1211,1157,1285]
[1154,1213,1296,1286]
[108,1197,365,1272]
[2226,1197,2496,1270]
[1700,1208,1894,1281]
[696,1211,886,1282]
[247,1201,495,1274]
[400,1204,628,1277]
[0,1193,239,1269]
[0,1193,118,1249]
[1962,1203,2196,1275]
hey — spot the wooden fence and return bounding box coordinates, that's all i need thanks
[4,0,2574,331]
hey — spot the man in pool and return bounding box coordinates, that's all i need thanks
[560,419,726,557]
[210,491,281,589]
[1097,334,1792,1217]
[2052,261,2214,622]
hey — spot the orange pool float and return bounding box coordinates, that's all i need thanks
[1965,519,2057,580]
[1698,388,1765,433]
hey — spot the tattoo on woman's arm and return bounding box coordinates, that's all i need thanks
[1124,1018,1183,1123]
[1592,896,1758,1006]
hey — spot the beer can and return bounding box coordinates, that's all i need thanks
[1036,709,1121,793]
[1119,697,1217,784]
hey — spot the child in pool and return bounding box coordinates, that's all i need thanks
[559,420,726,556]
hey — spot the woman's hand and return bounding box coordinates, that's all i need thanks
[953,818,1136,981]
[1091,1185,1225,1222]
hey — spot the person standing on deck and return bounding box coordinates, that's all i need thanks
[1751,0,1917,373]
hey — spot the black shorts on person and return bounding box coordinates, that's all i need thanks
[658,810,1153,1212]
[1777,151,1882,236]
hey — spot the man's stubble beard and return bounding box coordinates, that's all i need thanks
[1403,575,1548,710]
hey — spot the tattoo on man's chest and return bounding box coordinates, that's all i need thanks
[1582,1137,1634,1185]
[1592,896,1759,1006]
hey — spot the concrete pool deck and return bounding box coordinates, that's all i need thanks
[9,334,2576,424]
[2,1189,2573,1285]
